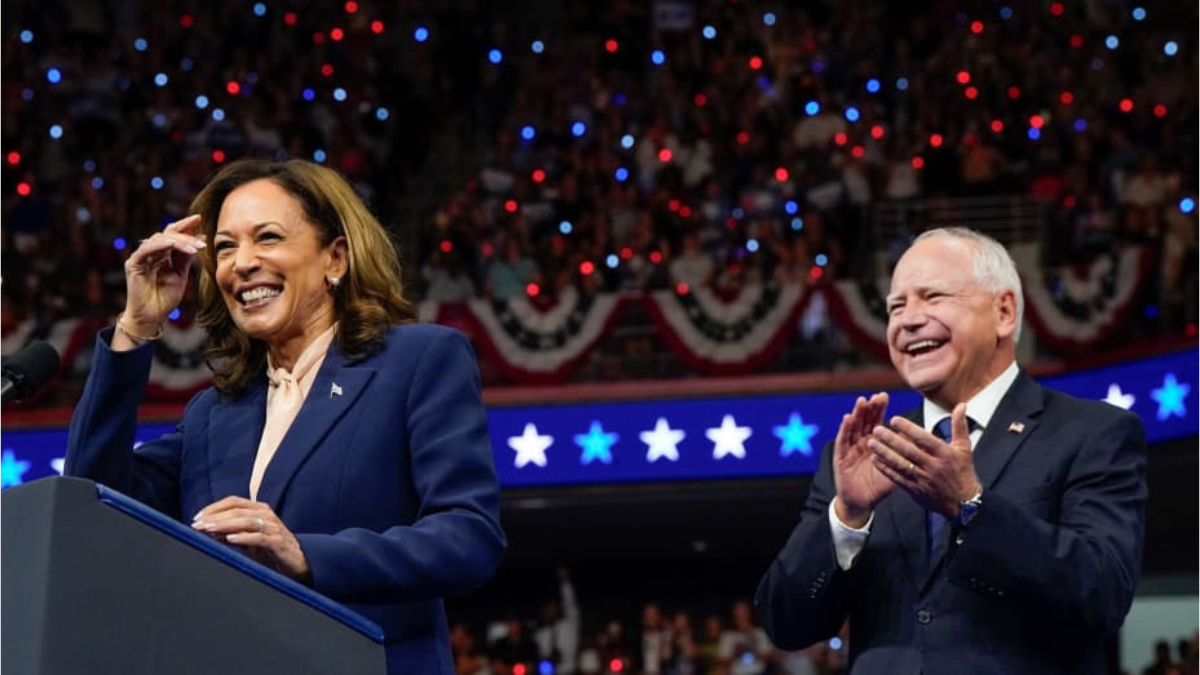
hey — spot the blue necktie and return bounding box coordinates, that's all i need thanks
[927,417,954,563]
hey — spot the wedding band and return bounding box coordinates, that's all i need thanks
[905,461,915,475]
[256,517,265,533]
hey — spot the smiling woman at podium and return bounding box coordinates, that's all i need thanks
[65,158,507,675]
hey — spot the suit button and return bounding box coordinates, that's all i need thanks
[917,609,931,624]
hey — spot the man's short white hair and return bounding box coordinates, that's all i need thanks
[911,227,1024,344]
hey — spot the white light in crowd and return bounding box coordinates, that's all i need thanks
[152,113,168,129]
[1105,35,1119,50]
[1164,41,1178,56]
[747,239,759,252]
[620,134,635,149]
[333,87,347,101]
[531,40,545,53]
[48,125,63,139]
[212,108,225,121]
[830,637,843,650]
[313,149,327,163]
[83,160,96,172]
[154,73,169,87]
[815,254,828,266]
[195,95,209,109]
[414,27,429,42]
[606,254,619,268]
[791,217,804,231]
[75,207,92,224]
[1131,7,1146,20]
[376,107,389,121]
[559,221,573,235]
[253,3,267,17]
[134,38,148,52]
[702,25,717,39]
[763,12,776,26]
[896,77,909,91]
[20,30,33,44]
[46,68,62,84]
[150,176,164,190]
[91,177,104,190]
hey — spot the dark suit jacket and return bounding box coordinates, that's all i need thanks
[755,371,1147,674]
[66,323,507,675]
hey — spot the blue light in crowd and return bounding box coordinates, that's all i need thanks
[845,106,860,122]
[1164,41,1178,56]
[571,121,587,137]
[784,200,798,215]
[865,78,881,93]
[520,125,536,141]
[538,661,554,675]
[134,38,148,52]
[1074,118,1087,132]
[896,77,909,91]
[150,176,164,190]
[488,49,503,65]
[48,125,63,139]
[614,167,629,182]
[702,25,717,40]
[1027,127,1041,141]
[559,220,573,235]
[999,6,1013,19]
[154,73,169,87]
[302,88,316,101]
[763,12,777,26]
[414,27,429,42]
[815,254,828,266]
[613,92,627,105]
[22,88,34,101]
[1144,305,1159,319]
[333,88,347,101]
[1131,7,1146,21]
[75,207,91,224]
[1105,35,1119,50]
[253,3,267,17]
[651,50,665,66]
[791,217,804,231]
[195,95,209,109]
[375,107,389,121]
[747,239,760,252]
[606,254,619,268]
[181,58,194,72]
[46,68,62,84]
[152,113,167,129]
[212,108,225,121]
[20,30,33,44]
[830,637,843,650]
[118,76,131,91]
[168,309,181,321]
[246,72,259,84]
[620,134,635,149]
[1180,198,1196,214]
[83,160,96,172]
[804,100,820,116]
[531,40,545,54]
[91,177,104,190]
[812,60,824,73]
[312,149,327,163]
[1091,58,1104,71]
[732,207,744,219]
[114,237,127,251]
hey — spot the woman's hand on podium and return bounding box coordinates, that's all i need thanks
[192,496,312,584]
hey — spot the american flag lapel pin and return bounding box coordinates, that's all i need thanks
[330,382,343,398]
[1008,421,1025,434]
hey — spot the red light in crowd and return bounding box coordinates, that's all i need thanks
[1060,91,1074,105]
[481,242,495,257]
[990,119,1004,133]
[1050,2,1064,16]
[956,70,971,85]
[649,251,663,264]
[970,20,984,34]
[833,132,848,145]
[679,206,692,218]
[668,199,680,212]
[531,169,546,183]
[870,125,885,139]
[1070,34,1084,48]
[439,240,453,253]
[212,150,226,163]
[748,56,763,70]
[226,81,241,95]
[1119,98,1134,113]
[313,32,326,44]
[504,199,518,213]
[1064,195,1076,208]
[851,145,865,158]
[676,283,690,295]
[1007,86,1021,99]
[911,156,925,169]
[370,20,385,34]
[774,167,789,182]
[605,39,619,53]
[808,266,823,280]
[580,261,595,275]
[6,151,20,166]
[1154,104,1167,118]
[513,664,527,675]
[284,12,298,26]
[321,63,335,77]
[620,247,633,260]
[16,181,31,196]
[658,148,673,163]
[694,93,707,107]
[1029,115,1044,129]
[929,134,943,148]
[1186,323,1198,338]
[964,86,978,100]
[330,28,345,42]
[525,283,539,297]
[179,14,195,28]
[344,1,359,13]
[736,131,750,145]
[609,659,624,673]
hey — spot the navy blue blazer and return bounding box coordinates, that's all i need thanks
[755,371,1147,674]
[66,323,507,675]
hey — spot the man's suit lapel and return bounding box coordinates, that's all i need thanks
[208,381,268,500]
[255,345,375,508]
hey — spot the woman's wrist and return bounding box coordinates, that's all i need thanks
[115,313,165,346]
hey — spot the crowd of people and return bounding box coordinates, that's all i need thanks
[3,1,1197,390]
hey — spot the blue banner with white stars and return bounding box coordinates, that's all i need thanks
[2,348,1196,490]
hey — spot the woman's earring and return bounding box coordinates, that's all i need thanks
[326,275,341,290]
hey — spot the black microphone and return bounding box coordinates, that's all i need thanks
[1,340,61,404]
